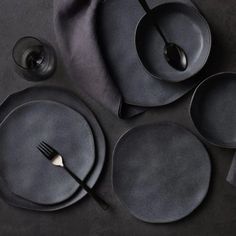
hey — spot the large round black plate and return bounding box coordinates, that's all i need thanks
[113,122,211,223]
[97,0,202,107]
[0,100,95,205]
[0,86,106,211]
[190,72,236,148]
[135,2,211,82]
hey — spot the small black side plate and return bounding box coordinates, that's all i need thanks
[190,72,236,148]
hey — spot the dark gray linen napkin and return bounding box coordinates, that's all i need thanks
[54,0,145,118]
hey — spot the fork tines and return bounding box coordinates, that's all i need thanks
[37,141,57,160]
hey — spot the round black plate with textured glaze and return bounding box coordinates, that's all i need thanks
[113,122,211,223]
[135,2,211,82]
[0,87,106,211]
[190,72,236,148]
[97,0,203,107]
[0,100,95,205]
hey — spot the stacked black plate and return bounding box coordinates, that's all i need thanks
[190,73,236,148]
[97,0,211,107]
[0,86,106,211]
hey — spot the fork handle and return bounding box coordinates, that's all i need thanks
[64,165,109,211]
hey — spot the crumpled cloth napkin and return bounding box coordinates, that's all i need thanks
[54,0,145,118]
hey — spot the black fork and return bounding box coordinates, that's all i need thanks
[37,141,109,210]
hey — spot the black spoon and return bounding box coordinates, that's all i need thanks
[138,0,188,71]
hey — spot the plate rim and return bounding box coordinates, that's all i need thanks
[112,122,211,223]
[190,71,236,149]
[0,86,106,211]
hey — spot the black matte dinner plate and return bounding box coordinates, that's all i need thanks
[190,72,236,148]
[0,100,95,205]
[135,2,211,82]
[97,0,202,107]
[113,122,211,223]
[0,87,106,211]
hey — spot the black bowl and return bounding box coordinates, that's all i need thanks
[135,2,211,83]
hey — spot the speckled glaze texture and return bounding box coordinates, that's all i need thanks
[113,122,211,223]
[1,0,236,235]
[0,87,106,211]
[97,0,207,107]
[0,100,95,205]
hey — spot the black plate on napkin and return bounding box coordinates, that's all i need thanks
[135,2,211,82]
[97,0,202,107]
[0,100,95,205]
[113,122,211,223]
[0,87,106,211]
[190,72,236,148]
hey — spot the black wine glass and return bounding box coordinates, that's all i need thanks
[12,36,57,81]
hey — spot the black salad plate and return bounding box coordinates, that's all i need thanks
[97,0,203,107]
[135,2,211,82]
[113,122,211,223]
[0,87,106,211]
[190,73,236,148]
[0,100,95,205]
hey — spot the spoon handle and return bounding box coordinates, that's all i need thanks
[138,0,168,43]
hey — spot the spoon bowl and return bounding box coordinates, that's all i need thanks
[164,43,188,71]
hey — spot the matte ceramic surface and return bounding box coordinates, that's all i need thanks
[113,122,211,223]
[135,2,211,82]
[97,0,201,107]
[190,73,236,148]
[0,100,95,205]
[0,87,106,211]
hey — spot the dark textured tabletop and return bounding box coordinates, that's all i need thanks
[0,0,236,235]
